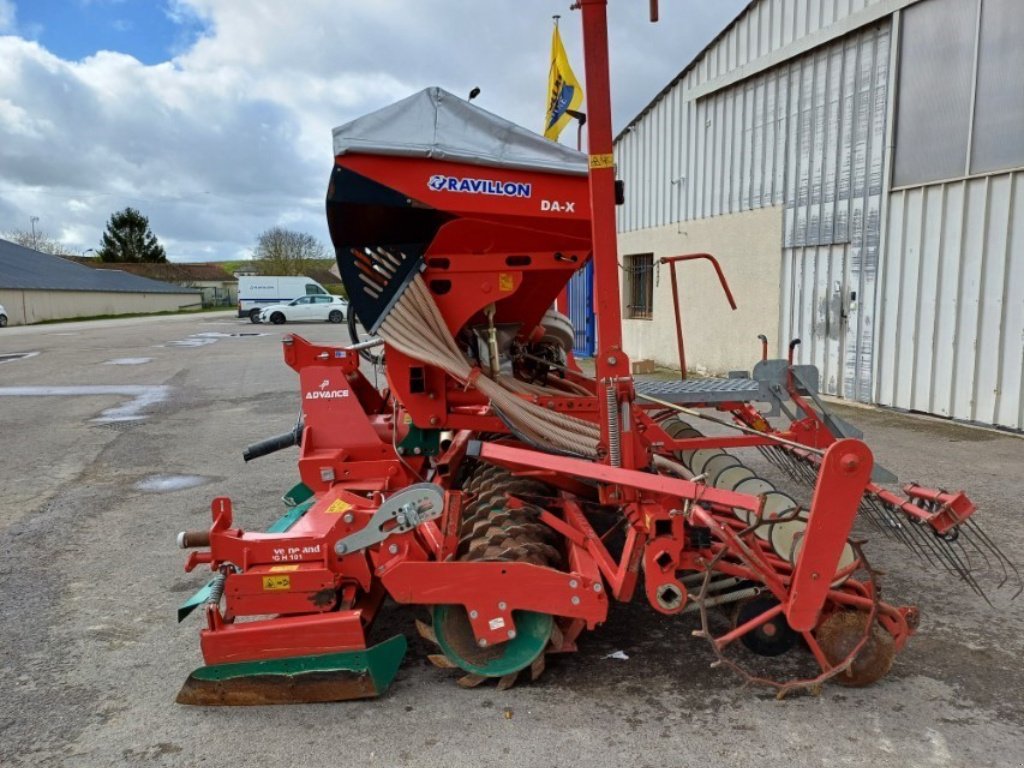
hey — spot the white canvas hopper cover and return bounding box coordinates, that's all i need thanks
[332,87,588,176]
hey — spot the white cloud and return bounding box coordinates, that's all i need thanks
[0,1,747,261]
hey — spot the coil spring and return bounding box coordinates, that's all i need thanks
[606,384,621,468]
[206,570,227,606]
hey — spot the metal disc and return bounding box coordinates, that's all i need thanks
[735,596,800,657]
[731,477,776,525]
[733,476,776,496]
[702,454,742,486]
[815,610,895,687]
[753,491,800,540]
[671,428,704,465]
[789,534,858,585]
[713,464,756,491]
[768,515,808,562]
[689,448,724,476]
[661,418,694,438]
[713,464,759,521]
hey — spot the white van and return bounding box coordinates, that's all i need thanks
[238,276,329,322]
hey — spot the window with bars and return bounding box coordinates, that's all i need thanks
[624,253,654,320]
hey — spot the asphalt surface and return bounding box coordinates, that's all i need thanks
[1,312,1023,768]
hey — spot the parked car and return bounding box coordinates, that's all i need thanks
[0,303,7,327]
[238,275,331,322]
[259,295,348,325]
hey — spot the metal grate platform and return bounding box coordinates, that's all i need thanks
[635,376,762,405]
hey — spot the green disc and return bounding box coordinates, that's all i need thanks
[431,605,552,678]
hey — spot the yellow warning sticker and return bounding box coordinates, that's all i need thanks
[589,153,615,169]
[403,413,413,425]
[262,575,291,591]
[268,565,299,573]
[498,272,515,292]
[326,498,353,515]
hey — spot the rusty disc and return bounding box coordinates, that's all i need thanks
[815,610,895,687]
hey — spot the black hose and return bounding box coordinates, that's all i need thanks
[243,422,303,462]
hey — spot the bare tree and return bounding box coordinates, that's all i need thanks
[3,228,76,256]
[253,227,327,276]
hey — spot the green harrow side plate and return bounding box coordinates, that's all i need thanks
[176,634,407,705]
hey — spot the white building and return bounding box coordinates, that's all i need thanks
[613,0,1023,430]
[0,239,201,324]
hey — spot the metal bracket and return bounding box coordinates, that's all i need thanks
[334,483,445,556]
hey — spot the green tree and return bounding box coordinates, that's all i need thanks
[3,228,75,256]
[97,208,167,263]
[252,226,327,275]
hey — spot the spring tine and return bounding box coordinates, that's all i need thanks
[920,525,989,601]
[763,447,796,482]
[965,518,1022,596]
[900,511,954,570]
[778,447,809,486]
[784,447,816,485]
[857,497,890,537]
[795,453,819,487]
[912,521,993,601]
[872,497,925,554]
[777,448,806,484]
[755,445,778,471]
[796,456,819,486]
[957,526,998,581]
[961,518,1006,584]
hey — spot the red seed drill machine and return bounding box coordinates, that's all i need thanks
[175,1,1018,704]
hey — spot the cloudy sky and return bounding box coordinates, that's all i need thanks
[0,0,747,262]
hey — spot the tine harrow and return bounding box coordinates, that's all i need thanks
[768,442,1021,601]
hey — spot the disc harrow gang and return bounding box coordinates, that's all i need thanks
[173,2,1017,706]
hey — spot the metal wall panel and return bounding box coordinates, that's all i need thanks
[780,244,850,395]
[701,25,890,403]
[613,5,892,404]
[892,0,978,187]
[876,172,1024,429]
[970,0,1024,174]
[614,0,895,234]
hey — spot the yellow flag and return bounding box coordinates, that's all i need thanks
[544,23,584,141]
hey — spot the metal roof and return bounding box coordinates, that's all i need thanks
[69,258,237,283]
[0,239,200,294]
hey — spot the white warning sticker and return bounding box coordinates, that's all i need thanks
[488,617,506,631]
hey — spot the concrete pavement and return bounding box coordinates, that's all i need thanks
[1,313,1022,767]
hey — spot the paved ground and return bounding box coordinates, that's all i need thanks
[1,313,1022,768]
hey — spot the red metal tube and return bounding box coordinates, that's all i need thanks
[578,0,635,468]
[659,253,738,379]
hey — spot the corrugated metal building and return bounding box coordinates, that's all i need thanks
[613,0,1024,430]
[0,239,201,325]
